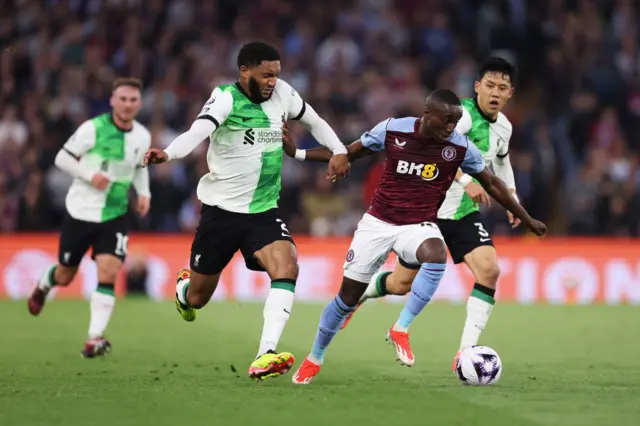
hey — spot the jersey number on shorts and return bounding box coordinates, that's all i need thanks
[473,223,491,242]
[276,219,291,238]
[115,232,129,256]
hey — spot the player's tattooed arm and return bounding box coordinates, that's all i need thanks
[471,168,546,236]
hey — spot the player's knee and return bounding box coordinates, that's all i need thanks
[416,239,447,265]
[54,266,77,286]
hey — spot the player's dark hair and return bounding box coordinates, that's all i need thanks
[478,57,516,85]
[237,42,281,69]
[112,77,143,92]
[427,89,461,107]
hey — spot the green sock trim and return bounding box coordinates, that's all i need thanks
[471,288,495,305]
[375,272,391,296]
[96,284,115,296]
[271,281,295,293]
[48,265,58,287]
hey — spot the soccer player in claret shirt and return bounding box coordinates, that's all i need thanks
[144,41,350,381]
[284,89,546,384]
[302,58,522,371]
[28,78,152,358]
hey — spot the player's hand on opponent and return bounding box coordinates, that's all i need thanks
[90,173,110,190]
[464,182,491,206]
[136,196,150,217]
[281,122,296,158]
[143,148,168,166]
[523,218,547,236]
[327,153,350,182]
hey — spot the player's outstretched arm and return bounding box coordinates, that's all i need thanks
[146,86,232,165]
[145,119,215,165]
[472,168,546,236]
[285,140,373,163]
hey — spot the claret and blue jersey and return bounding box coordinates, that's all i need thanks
[360,116,485,226]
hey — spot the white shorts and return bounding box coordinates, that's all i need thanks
[343,213,444,283]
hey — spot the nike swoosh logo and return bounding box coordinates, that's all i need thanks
[242,117,252,121]
[284,309,291,314]
[480,238,491,242]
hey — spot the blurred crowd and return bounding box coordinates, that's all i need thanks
[1,0,639,237]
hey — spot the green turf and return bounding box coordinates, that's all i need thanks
[1,300,639,426]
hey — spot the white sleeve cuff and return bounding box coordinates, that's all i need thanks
[294,149,306,161]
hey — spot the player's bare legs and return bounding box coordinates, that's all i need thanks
[248,240,298,380]
[452,245,500,368]
[28,265,77,315]
[386,238,447,366]
[341,262,418,329]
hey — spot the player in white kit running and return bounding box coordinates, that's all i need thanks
[144,41,350,381]
[28,78,151,358]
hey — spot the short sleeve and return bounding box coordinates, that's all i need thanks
[360,118,390,152]
[197,87,233,127]
[461,139,486,175]
[63,120,96,157]
[455,106,472,135]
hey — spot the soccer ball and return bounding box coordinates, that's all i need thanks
[455,345,502,386]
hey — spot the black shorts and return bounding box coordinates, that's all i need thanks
[438,211,494,264]
[58,213,129,267]
[190,205,295,275]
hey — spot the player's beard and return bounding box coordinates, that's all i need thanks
[248,76,271,103]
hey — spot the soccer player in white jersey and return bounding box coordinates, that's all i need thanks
[144,41,350,381]
[28,78,152,358]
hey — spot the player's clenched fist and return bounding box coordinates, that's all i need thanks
[144,148,168,165]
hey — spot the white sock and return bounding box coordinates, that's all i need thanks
[88,287,116,340]
[257,286,294,357]
[37,265,57,292]
[176,276,190,306]
[360,271,390,302]
[459,291,494,350]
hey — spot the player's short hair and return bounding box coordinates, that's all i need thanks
[478,57,517,85]
[427,89,462,107]
[112,77,143,93]
[237,42,281,69]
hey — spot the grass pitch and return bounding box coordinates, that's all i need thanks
[1,300,638,426]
